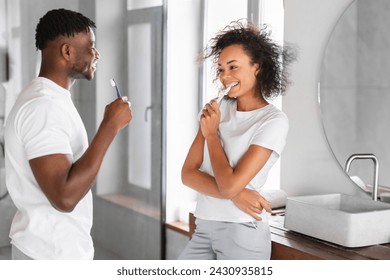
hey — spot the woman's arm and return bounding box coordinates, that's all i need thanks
[182,127,271,219]
[181,128,225,198]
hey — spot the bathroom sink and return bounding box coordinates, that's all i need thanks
[284,193,390,247]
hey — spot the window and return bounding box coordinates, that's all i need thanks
[166,0,286,224]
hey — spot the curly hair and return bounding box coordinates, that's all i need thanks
[203,20,296,100]
[35,8,96,51]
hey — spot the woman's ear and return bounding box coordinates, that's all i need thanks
[254,63,261,76]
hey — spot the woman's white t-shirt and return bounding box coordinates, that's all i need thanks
[5,77,93,259]
[195,99,289,223]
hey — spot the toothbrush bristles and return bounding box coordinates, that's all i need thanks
[110,78,121,98]
[110,78,116,87]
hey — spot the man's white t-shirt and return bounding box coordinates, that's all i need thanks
[195,99,289,223]
[5,77,93,259]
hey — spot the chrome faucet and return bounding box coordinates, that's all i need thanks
[345,154,379,201]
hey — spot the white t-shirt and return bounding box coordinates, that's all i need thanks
[5,77,93,260]
[195,99,289,223]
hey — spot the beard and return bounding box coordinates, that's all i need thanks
[70,63,96,81]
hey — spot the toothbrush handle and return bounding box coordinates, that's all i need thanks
[115,86,121,98]
[214,86,231,104]
[215,95,224,104]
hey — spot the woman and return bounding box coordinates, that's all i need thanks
[179,21,294,260]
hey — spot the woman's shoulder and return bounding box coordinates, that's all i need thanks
[260,104,289,130]
[265,104,288,119]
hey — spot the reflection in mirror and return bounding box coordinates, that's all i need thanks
[320,0,390,194]
[199,0,284,192]
[128,23,152,190]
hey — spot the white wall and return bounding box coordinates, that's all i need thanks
[281,0,368,198]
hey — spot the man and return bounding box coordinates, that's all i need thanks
[4,8,132,259]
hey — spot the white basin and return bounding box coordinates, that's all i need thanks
[284,193,390,247]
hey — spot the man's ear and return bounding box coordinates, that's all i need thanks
[60,43,71,61]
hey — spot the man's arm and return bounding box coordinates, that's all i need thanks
[29,98,132,212]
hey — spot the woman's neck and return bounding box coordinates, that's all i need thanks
[236,95,269,111]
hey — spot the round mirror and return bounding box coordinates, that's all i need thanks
[320,0,390,192]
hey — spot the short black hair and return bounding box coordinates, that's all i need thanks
[35,8,96,50]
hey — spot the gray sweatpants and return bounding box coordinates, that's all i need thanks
[178,218,271,260]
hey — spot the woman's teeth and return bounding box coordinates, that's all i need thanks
[227,82,239,88]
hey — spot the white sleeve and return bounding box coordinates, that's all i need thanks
[16,98,73,160]
[250,113,289,156]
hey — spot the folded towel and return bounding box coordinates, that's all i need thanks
[260,189,288,209]
[350,175,390,194]
[350,175,369,192]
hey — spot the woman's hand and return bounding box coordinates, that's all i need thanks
[231,189,272,220]
[200,99,221,139]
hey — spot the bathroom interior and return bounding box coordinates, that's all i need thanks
[1,0,390,260]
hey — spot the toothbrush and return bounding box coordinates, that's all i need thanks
[110,78,122,98]
[215,86,232,104]
[214,82,238,103]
